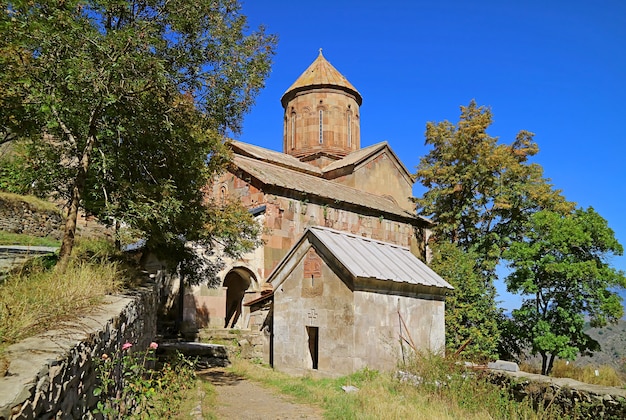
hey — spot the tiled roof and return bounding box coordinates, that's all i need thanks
[229,140,322,176]
[308,226,452,290]
[281,50,362,106]
[322,141,414,183]
[233,154,419,221]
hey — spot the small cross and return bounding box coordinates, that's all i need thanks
[319,47,323,56]
[308,309,318,322]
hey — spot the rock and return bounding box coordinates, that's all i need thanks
[487,360,519,372]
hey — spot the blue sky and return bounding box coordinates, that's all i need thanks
[236,0,626,312]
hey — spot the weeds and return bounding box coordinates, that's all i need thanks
[93,342,197,418]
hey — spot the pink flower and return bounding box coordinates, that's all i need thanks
[122,342,133,351]
[149,342,158,350]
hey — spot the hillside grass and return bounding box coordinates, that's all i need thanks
[0,239,136,357]
[0,191,60,213]
[226,355,567,420]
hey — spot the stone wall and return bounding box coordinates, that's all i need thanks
[0,282,158,419]
[489,370,626,419]
[0,195,63,239]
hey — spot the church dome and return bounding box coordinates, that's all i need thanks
[281,51,362,164]
[281,50,362,108]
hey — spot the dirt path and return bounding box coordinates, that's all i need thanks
[199,368,324,420]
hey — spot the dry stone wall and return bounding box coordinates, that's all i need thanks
[0,283,158,419]
[0,196,62,239]
[489,370,626,419]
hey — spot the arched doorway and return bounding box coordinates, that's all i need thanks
[223,267,257,328]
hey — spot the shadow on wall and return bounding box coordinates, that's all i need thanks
[195,299,213,328]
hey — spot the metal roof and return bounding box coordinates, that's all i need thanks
[308,226,453,290]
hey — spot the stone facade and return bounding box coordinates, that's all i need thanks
[185,52,446,376]
[0,282,158,419]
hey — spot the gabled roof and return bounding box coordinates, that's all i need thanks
[269,226,453,293]
[281,50,362,107]
[229,140,323,176]
[233,154,423,222]
[321,141,414,184]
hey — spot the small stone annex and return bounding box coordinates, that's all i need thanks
[178,51,453,373]
[267,226,452,376]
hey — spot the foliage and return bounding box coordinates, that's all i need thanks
[93,343,196,418]
[0,0,277,269]
[428,241,500,361]
[504,208,626,375]
[415,100,572,276]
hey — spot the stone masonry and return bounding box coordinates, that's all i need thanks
[0,195,63,239]
[0,282,158,419]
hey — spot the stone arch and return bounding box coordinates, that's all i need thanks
[223,265,258,328]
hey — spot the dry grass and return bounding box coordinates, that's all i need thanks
[521,359,625,387]
[0,240,126,356]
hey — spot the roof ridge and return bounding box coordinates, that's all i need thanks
[309,226,410,250]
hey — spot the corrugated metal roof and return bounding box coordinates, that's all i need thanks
[234,155,420,221]
[281,50,362,106]
[309,226,453,290]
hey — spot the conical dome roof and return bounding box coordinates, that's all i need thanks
[281,50,362,108]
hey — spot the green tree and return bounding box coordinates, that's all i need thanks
[415,100,572,276]
[415,101,573,359]
[504,208,626,375]
[0,0,276,270]
[429,242,500,361]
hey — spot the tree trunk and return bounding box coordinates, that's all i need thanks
[175,271,185,334]
[546,354,556,376]
[57,134,96,271]
[541,353,548,375]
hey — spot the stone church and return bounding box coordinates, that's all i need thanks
[185,51,452,374]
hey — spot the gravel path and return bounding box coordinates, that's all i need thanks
[199,368,324,420]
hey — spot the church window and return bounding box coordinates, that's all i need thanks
[290,111,296,149]
[347,111,352,147]
[319,109,323,144]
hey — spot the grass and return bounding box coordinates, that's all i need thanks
[521,359,625,387]
[0,191,60,213]
[0,239,131,357]
[0,230,61,247]
[175,374,218,419]
[225,355,568,420]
